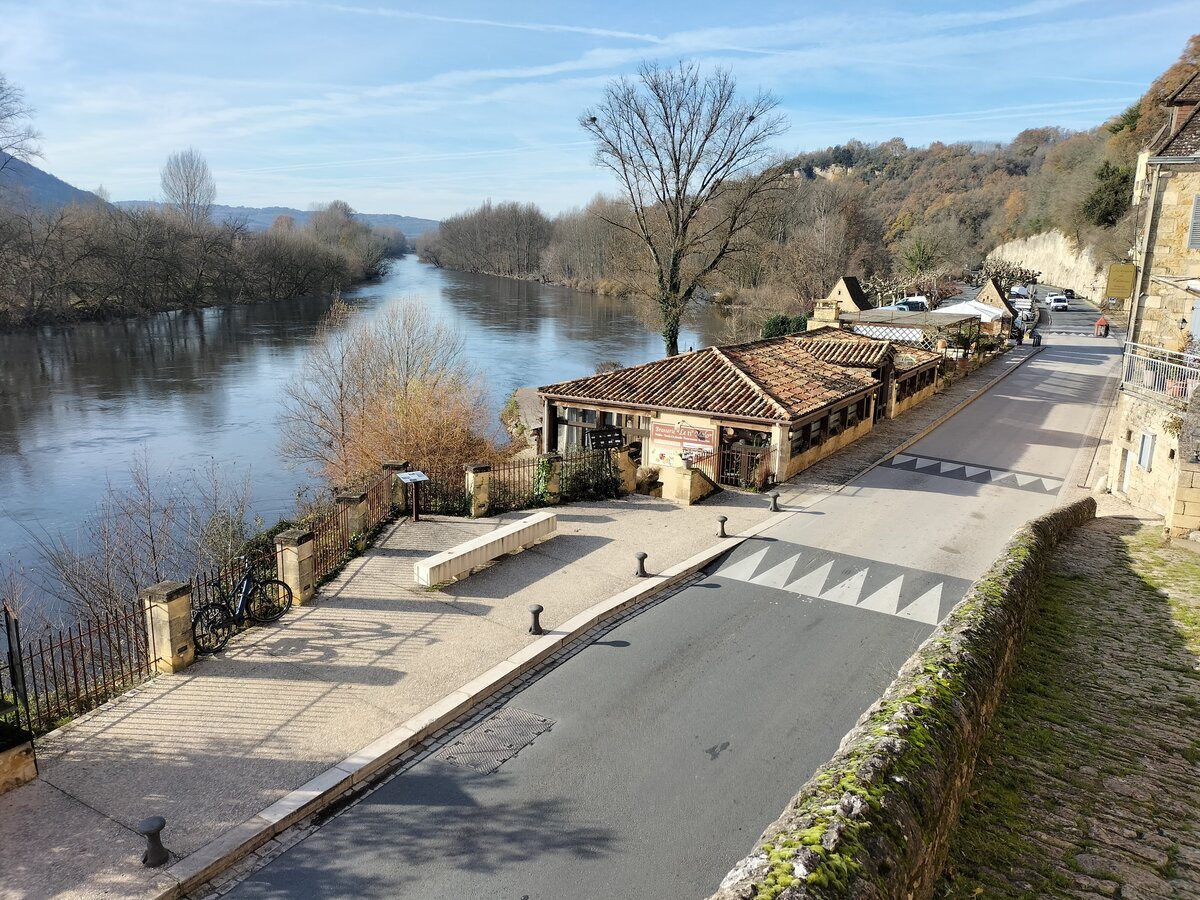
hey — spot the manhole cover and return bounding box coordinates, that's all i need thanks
[434,707,553,774]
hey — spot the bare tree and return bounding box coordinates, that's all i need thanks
[581,61,787,355]
[280,300,497,487]
[160,147,216,227]
[0,73,40,174]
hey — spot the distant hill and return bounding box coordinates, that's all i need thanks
[0,155,102,209]
[115,201,440,237]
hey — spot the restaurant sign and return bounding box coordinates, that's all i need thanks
[650,421,716,464]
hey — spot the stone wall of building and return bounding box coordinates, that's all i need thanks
[1107,391,1184,522]
[1134,165,1200,350]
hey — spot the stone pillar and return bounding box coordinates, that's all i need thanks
[141,581,194,675]
[275,528,316,606]
[539,453,562,504]
[336,489,368,537]
[614,447,638,494]
[382,460,411,513]
[465,464,491,518]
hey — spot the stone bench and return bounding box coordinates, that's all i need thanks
[413,510,557,587]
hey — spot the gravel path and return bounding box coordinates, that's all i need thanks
[937,517,1200,898]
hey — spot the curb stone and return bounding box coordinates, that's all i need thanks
[152,350,1041,899]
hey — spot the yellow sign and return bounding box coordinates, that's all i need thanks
[1104,263,1137,300]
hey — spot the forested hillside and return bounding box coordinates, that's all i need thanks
[419,35,1199,339]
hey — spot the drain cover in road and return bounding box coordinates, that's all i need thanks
[435,707,554,774]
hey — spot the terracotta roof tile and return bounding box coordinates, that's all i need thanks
[539,337,877,424]
[796,335,895,368]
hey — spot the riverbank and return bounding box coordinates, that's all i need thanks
[937,518,1200,896]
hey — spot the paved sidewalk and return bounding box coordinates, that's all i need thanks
[0,350,1031,900]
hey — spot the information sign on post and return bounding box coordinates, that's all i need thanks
[395,471,430,522]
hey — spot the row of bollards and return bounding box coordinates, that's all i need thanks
[524,494,788,639]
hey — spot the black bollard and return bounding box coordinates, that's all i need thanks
[527,603,544,636]
[767,491,781,512]
[634,552,648,578]
[716,515,728,538]
[136,815,169,868]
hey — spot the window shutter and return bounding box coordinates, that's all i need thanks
[1189,195,1200,249]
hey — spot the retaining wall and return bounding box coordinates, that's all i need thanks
[709,497,1098,900]
[987,230,1105,299]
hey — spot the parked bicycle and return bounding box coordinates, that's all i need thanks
[192,557,293,654]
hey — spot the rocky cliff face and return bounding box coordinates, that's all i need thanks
[987,230,1106,298]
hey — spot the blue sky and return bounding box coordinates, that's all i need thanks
[1,0,1192,219]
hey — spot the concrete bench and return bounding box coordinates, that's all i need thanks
[413,510,557,587]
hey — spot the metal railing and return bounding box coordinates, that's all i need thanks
[2,600,154,736]
[490,457,547,515]
[1121,342,1200,402]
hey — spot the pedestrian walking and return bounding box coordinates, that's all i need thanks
[1095,315,1109,338]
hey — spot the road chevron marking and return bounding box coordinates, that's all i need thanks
[857,576,905,614]
[788,560,834,597]
[898,584,942,623]
[821,569,868,606]
[718,546,954,625]
[720,547,769,582]
[756,553,801,590]
[883,453,1061,496]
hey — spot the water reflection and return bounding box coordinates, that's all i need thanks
[0,256,725,572]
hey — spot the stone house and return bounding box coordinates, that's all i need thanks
[1109,72,1200,535]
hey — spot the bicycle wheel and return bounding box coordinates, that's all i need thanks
[193,602,234,654]
[247,579,294,623]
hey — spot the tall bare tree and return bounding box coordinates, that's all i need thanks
[581,61,787,355]
[0,73,40,173]
[160,147,216,227]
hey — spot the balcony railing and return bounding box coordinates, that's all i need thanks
[1121,341,1200,403]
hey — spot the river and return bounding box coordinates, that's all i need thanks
[0,256,728,581]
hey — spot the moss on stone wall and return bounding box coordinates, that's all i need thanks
[709,498,1097,900]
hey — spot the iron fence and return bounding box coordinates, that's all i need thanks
[363,470,394,527]
[490,457,549,514]
[718,444,773,490]
[311,503,351,582]
[189,547,279,613]
[561,448,622,502]
[2,600,153,736]
[419,467,472,517]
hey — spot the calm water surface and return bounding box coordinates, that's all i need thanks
[0,256,726,569]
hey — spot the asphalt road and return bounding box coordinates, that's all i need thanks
[230,336,1120,900]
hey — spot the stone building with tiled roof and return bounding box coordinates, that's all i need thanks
[1110,67,1200,537]
[538,328,942,501]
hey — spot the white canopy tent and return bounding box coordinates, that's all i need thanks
[930,300,1007,322]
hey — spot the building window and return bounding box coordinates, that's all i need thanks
[1137,432,1155,471]
[1189,195,1200,250]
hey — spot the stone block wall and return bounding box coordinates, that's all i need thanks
[1134,165,1200,349]
[709,498,1097,900]
[1107,391,1184,523]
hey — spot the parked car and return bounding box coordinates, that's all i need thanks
[1047,294,1069,311]
[895,298,929,311]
